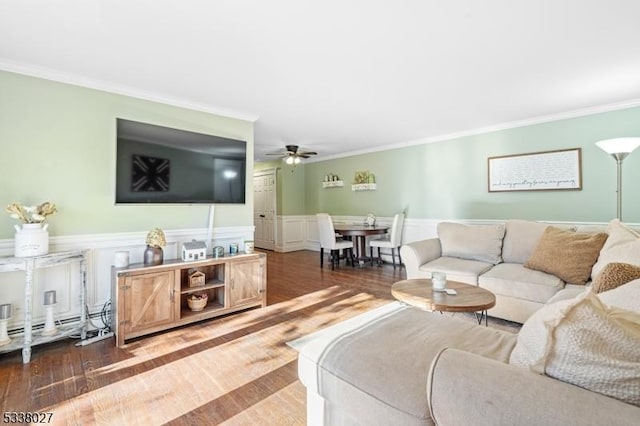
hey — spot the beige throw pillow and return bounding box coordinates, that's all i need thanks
[509,292,640,407]
[598,278,640,314]
[524,226,607,284]
[592,262,640,294]
[437,222,505,264]
[591,219,640,279]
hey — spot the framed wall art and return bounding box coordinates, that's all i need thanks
[488,148,582,192]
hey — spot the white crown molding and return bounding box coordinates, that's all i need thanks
[0,60,260,123]
[306,98,640,163]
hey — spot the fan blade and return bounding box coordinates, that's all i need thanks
[298,151,317,156]
[265,153,286,156]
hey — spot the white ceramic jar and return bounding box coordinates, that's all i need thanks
[14,223,49,257]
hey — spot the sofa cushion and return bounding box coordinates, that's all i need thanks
[524,226,607,285]
[437,222,505,264]
[598,278,640,314]
[317,307,517,425]
[545,284,588,304]
[592,262,640,294]
[478,263,564,304]
[591,219,640,279]
[509,291,640,407]
[420,256,494,285]
[501,220,549,264]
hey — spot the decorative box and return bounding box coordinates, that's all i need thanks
[188,270,206,288]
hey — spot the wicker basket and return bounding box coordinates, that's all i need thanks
[187,293,208,311]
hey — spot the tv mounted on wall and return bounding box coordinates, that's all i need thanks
[115,119,247,204]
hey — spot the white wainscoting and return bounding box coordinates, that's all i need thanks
[274,216,629,262]
[276,216,308,252]
[0,226,254,333]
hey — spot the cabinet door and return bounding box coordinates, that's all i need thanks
[123,270,176,335]
[228,258,265,307]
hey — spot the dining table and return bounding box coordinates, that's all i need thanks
[332,224,389,266]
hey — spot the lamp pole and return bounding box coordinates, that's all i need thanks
[612,153,627,220]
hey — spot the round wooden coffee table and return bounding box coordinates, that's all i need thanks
[391,279,496,325]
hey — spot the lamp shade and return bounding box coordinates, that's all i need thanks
[595,137,640,154]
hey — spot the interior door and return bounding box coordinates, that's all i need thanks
[253,169,276,250]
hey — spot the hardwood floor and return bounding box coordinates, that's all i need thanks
[0,250,406,425]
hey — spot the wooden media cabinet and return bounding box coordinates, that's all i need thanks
[111,252,266,346]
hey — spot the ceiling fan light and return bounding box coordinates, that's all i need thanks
[285,156,294,165]
[294,157,301,164]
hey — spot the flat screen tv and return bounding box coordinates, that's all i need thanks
[115,118,246,204]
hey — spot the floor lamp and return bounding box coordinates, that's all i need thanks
[595,137,640,220]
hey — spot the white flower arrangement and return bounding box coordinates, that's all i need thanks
[6,202,57,224]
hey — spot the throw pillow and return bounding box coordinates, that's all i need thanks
[524,226,607,284]
[509,292,640,407]
[437,222,505,264]
[598,278,640,314]
[591,219,640,279]
[592,262,640,294]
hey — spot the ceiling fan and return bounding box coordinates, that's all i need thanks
[266,145,318,164]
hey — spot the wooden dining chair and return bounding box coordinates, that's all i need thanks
[369,212,405,268]
[316,213,354,269]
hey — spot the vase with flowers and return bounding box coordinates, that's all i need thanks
[144,228,166,265]
[6,201,58,257]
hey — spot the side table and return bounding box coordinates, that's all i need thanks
[391,278,496,325]
[0,250,88,363]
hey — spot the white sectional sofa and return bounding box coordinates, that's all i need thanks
[295,218,640,425]
[296,279,640,425]
[400,219,613,323]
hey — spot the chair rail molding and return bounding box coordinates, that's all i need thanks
[0,225,254,333]
[277,215,635,260]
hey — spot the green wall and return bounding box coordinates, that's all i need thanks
[0,71,254,239]
[301,107,640,222]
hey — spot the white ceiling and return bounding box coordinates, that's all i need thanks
[2,1,640,162]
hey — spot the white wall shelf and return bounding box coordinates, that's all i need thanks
[322,181,344,188]
[351,183,377,191]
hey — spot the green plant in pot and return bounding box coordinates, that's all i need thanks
[144,228,166,265]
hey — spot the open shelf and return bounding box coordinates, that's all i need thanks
[352,183,377,191]
[180,282,225,295]
[180,301,225,319]
[179,263,225,292]
[180,285,225,320]
[0,323,80,355]
[322,180,344,188]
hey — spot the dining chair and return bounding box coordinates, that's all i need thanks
[369,212,405,268]
[316,213,354,270]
